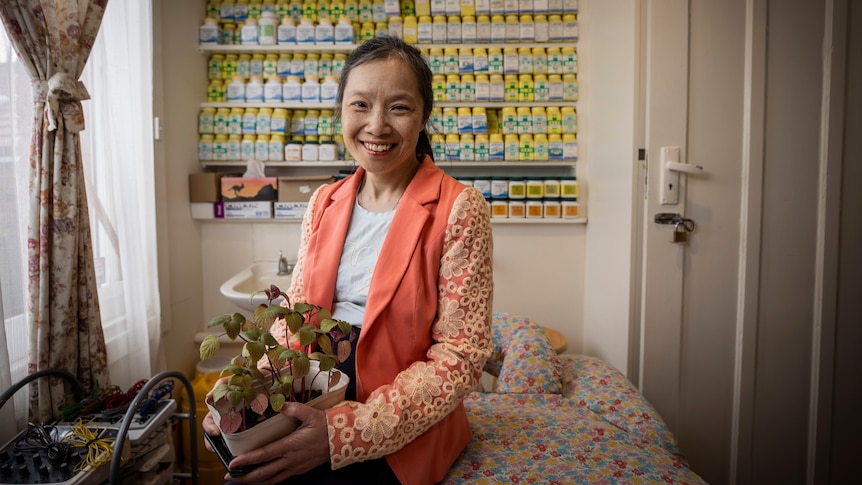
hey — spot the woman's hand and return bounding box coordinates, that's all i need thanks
[202,412,221,452]
[201,376,230,451]
[225,402,331,484]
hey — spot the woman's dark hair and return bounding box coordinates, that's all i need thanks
[334,36,435,162]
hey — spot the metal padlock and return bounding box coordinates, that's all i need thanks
[672,222,688,243]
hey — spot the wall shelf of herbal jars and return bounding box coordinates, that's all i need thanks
[200,42,577,53]
[199,160,576,169]
[201,101,577,109]
[204,217,587,225]
[197,0,581,223]
[200,44,359,53]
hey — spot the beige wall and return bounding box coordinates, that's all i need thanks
[154,0,588,379]
[154,0,209,377]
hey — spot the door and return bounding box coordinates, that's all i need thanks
[639,1,748,483]
[639,1,856,484]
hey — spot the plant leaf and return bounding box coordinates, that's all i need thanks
[257,307,278,330]
[292,354,310,379]
[320,318,338,333]
[317,307,332,320]
[207,314,231,329]
[270,305,290,316]
[286,312,303,334]
[294,302,313,314]
[244,341,265,363]
[225,313,245,339]
[241,329,263,342]
[298,327,316,347]
[213,383,230,403]
[227,389,244,408]
[266,349,285,370]
[317,335,333,355]
[263,332,279,347]
[223,364,244,376]
[338,340,352,363]
[249,393,268,415]
[328,370,342,389]
[242,385,257,403]
[220,410,242,434]
[317,355,336,372]
[199,334,220,360]
[249,367,266,382]
[337,321,352,337]
[270,393,286,412]
[279,348,300,361]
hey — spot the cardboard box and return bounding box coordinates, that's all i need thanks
[190,202,216,219]
[189,172,239,202]
[190,202,225,219]
[224,201,273,219]
[277,176,336,203]
[221,177,278,202]
[274,201,309,219]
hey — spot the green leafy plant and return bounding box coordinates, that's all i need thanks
[199,284,355,434]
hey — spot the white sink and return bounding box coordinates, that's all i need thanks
[219,261,293,313]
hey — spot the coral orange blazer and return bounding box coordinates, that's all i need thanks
[285,158,494,485]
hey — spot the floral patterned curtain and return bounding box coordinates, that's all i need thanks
[0,0,110,422]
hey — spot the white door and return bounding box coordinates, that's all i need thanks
[639,1,855,484]
[639,1,747,483]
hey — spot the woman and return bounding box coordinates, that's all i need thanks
[204,36,494,485]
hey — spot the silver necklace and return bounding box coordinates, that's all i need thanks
[357,180,402,212]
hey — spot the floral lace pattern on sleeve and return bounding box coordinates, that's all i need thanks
[327,187,494,468]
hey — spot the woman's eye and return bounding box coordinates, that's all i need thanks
[350,101,367,108]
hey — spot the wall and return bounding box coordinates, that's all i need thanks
[579,0,638,375]
[154,0,210,377]
[155,0,589,379]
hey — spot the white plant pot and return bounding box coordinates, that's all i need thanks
[206,360,349,456]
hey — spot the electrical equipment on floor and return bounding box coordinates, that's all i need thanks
[0,370,199,485]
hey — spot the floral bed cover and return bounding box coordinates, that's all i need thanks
[441,314,706,484]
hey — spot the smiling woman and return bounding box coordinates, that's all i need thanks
[203,36,494,485]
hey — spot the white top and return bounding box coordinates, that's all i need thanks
[330,200,396,327]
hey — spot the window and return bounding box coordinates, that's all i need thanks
[0,1,159,430]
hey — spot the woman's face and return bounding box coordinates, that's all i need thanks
[340,57,426,177]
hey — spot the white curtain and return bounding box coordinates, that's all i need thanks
[0,23,35,435]
[0,0,160,429]
[78,0,161,390]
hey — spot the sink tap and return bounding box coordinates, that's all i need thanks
[278,250,294,275]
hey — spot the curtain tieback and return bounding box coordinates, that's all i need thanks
[33,73,91,133]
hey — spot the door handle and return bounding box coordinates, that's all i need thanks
[666,161,704,175]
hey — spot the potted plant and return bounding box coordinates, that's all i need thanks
[199,284,355,455]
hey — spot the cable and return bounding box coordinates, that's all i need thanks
[14,423,74,464]
[62,418,129,472]
[138,380,175,418]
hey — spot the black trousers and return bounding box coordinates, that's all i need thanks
[225,457,400,484]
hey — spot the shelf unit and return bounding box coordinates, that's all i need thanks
[201,101,578,109]
[199,160,577,168]
[194,216,587,225]
[200,42,577,53]
[198,30,581,223]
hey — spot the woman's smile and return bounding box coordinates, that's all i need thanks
[360,142,395,153]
